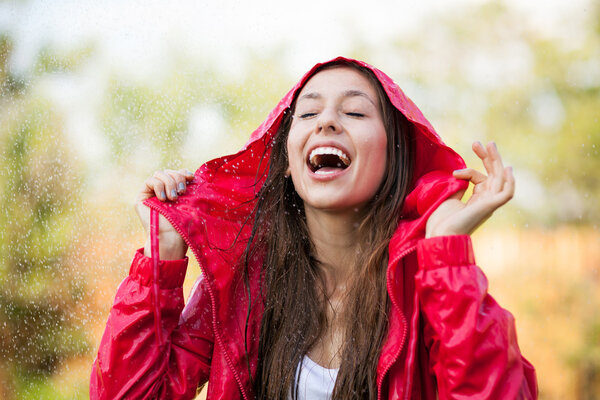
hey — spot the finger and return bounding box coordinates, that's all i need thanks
[472,141,491,171]
[453,168,487,185]
[499,166,515,203]
[487,142,505,193]
[472,141,494,174]
[154,170,179,200]
[182,169,195,180]
[165,169,188,194]
[142,177,167,201]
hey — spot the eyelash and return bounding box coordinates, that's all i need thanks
[298,112,365,119]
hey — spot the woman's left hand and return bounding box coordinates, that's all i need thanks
[425,141,515,238]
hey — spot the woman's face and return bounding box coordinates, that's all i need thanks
[286,66,388,214]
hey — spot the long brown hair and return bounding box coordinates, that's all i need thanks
[248,60,414,399]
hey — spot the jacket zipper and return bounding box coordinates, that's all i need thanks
[145,201,251,400]
[377,245,417,400]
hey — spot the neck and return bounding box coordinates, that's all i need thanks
[304,206,365,294]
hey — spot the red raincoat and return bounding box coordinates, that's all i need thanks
[90,57,537,399]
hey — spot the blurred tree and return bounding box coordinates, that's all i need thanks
[0,34,88,397]
[484,28,600,225]
[98,52,292,169]
[383,2,600,227]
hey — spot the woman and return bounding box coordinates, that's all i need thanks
[91,57,537,399]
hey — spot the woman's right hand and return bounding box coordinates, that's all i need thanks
[135,169,195,260]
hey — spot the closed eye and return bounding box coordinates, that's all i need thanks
[346,112,365,118]
[298,112,317,119]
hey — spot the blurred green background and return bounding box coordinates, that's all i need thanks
[0,1,599,398]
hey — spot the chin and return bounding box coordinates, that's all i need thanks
[301,195,368,214]
[292,179,379,215]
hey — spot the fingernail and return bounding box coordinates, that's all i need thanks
[160,190,166,200]
[178,182,185,192]
[186,170,193,176]
[171,189,177,199]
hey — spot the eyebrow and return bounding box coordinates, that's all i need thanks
[298,90,377,107]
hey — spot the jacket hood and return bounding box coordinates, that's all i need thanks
[143,56,468,393]
[145,56,467,263]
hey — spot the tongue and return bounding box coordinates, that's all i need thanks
[315,166,344,174]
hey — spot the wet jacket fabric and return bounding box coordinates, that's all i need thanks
[90,57,538,399]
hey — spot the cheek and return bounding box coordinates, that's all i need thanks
[358,137,388,200]
[285,140,295,174]
[285,129,304,172]
[369,130,388,181]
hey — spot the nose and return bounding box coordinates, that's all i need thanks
[316,108,341,134]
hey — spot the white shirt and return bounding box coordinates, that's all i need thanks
[289,355,339,400]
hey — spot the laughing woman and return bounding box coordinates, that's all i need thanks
[91,58,537,399]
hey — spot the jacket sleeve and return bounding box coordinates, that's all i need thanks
[90,249,214,400]
[415,235,538,399]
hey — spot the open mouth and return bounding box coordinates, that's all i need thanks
[308,146,351,174]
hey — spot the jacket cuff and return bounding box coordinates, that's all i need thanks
[129,248,188,289]
[417,235,475,269]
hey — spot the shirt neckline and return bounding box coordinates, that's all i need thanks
[303,355,340,372]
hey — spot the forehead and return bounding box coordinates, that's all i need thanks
[297,66,378,101]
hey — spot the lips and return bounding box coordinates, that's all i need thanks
[307,146,351,174]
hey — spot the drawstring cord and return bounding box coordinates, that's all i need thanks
[150,208,164,346]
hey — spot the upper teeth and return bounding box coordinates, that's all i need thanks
[309,147,350,167]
